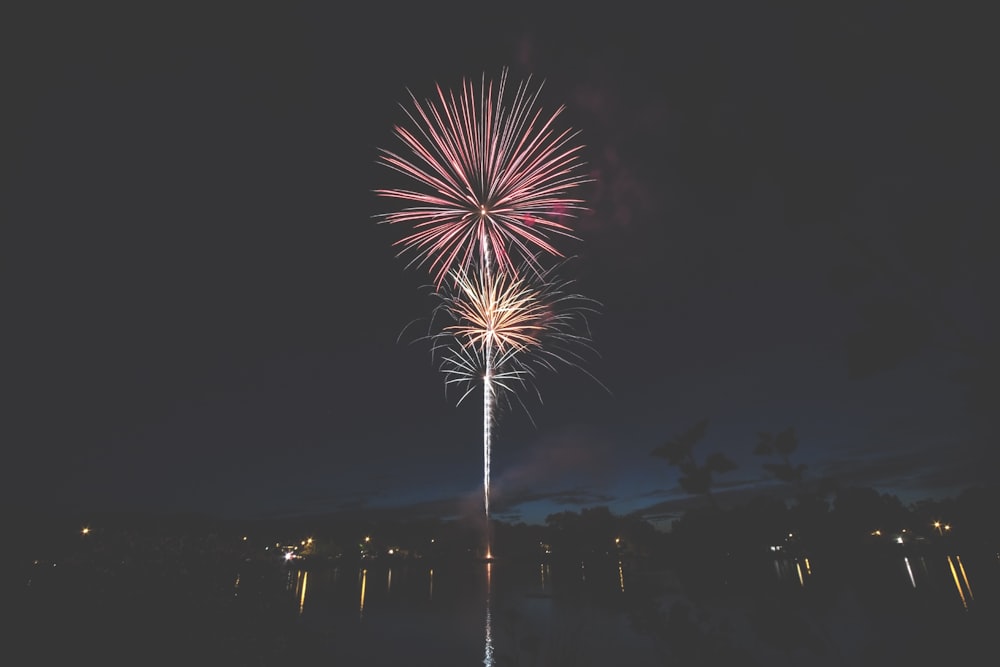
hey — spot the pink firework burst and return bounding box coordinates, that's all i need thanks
[376,68,590,286]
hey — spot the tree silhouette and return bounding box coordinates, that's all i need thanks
[753,427,806,485]
[651,419,737,509]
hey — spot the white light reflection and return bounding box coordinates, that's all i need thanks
[904,557,916,588]
[484,561,494,667]
[429,568,434,601]
[618,560,625,593]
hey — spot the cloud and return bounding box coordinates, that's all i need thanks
[817,443,988,503]
[493,485,615,514]
[510,31,673,236]
[490,425,615,502]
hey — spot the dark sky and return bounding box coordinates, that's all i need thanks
[4,2,996,527]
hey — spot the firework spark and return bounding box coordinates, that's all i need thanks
[445,269,549,356]
[376,67,590,286]
[429,262,601,404]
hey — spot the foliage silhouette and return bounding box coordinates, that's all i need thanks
[753,427,807,485]
[651,418,737,508]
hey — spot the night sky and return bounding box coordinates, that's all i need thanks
[5,3,996,527]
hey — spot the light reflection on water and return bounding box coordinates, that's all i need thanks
[947,555,974,610]
[904,556,916,587]
[253,552,996,662]
[773,557,813,587]
[296,569,308,614]
[19,549,997,666]
[238,552,995,621]
[274,559,615,661]
[484,561,493,667]
[358,567,367,620]
[768,551,989,611]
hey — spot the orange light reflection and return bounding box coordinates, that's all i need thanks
[947,556,968,610]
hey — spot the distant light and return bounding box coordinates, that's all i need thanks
[284,551,295,561]
[81,527,90,535]
[242,536,248,541]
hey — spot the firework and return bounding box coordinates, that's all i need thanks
[421,260,602,516]
[428,261,600,406]
[376,67,590,287]
[377,69,598,543]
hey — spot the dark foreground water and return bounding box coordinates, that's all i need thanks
[8,549,1000,666]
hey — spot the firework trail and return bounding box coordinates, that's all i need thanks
[377,69,595,537]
